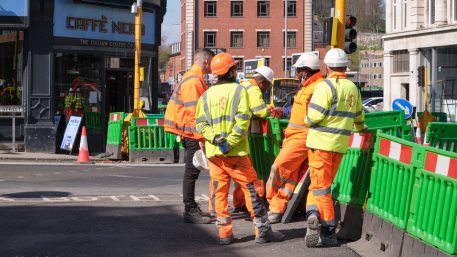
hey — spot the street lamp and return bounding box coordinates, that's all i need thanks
[284,0,288,77]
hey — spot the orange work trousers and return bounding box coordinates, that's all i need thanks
[266,137,308,214]
[208,155,270,240]
[306,149,343,232]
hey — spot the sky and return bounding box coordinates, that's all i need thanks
[162,0,181,45]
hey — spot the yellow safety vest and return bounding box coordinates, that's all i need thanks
[305,77,365,153]
[240,79,268,118]
[195,82,251,158]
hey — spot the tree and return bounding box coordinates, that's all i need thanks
[159,35,171,71]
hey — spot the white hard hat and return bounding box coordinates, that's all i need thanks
[192,149,209,171]
[324,48,349,67]
[255,66,274,83]
[292,52,321,70]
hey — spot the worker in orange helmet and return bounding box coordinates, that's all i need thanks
[195,52,285,245]
[164,48,215,224]
[304,48,365,247]
[266,52,324,224]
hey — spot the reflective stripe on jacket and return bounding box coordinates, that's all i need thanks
[240,79,268,118]
[305,72,365,153]
[195,82,251,158]
[284,72,323,139]
[164,65,207,140]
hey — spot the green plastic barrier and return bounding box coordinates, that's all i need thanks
[249,117,281,181]
[332,131,376,206]
[106,112,125,145]
[407,147,457,255]
[366,132,421,229]
[417,111,448,122]
[424,122,457,153]
[128,117,176,150]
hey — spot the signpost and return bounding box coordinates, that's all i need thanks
[243,58,265,79]
[392,98,413,119]
[0,106,24,152]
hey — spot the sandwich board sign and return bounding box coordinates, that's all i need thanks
[60,116,82,152]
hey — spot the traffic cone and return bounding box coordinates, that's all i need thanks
[77,126,93,164]
[415,122,422,144]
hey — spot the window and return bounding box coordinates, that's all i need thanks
[392,50,410,73]
[234,57,244,71]
[231,1,243,17]
[284,31,297,48]
[264,58,270,67]
[0,30,23,106]
[204,32,217,47]
[204,1,217,17]
[283,57,292,73]
[403,1,407,29]
[285,0,297,17]
[393,0,397,30]
[455,0,457,21]
[257,31,270,48]
[257,1,270,17]
[230,32,243,48]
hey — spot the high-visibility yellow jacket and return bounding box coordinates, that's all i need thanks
[164,65,207,140]
[195,81,251,158]
[240,79,268,118]
[305,72,365,153]
[284,72,323,139]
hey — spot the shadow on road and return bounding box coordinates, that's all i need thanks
[0,204,234,257]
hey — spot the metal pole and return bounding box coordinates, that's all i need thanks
[334,0,346,49]
[12,113,15,152]
[284,0,288,77]
[133,0,143,117]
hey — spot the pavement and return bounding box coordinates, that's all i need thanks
[0,150,121,163]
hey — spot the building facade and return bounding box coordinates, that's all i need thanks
[360,50,384,88]
[0,0,166,153]
[180,0,314,77]
[384,0,457,121]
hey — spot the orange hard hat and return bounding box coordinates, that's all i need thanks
[210,52,239,76]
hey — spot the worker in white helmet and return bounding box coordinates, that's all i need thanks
[266,52,324,224]
[303,48,365,248]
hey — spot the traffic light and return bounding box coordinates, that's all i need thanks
[418,66,425,87]
[323,17,333,45]
[344,15,357,54]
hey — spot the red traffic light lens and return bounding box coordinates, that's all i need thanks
[346,16,357,27]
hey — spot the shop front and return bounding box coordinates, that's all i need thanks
[0,1,28,149]
[21,0,164,153]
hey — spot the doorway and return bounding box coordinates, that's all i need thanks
[105,70,133,114]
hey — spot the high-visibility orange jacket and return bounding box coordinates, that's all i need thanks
[284,72,324,139]
[164,65,208,140]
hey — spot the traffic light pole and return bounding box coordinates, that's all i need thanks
[133,0,143,117]
[333,0,346,49]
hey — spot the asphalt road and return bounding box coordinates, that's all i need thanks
[0,163,360,257]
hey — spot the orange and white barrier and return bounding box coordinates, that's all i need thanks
[378,138,413,164]
[423,152,457,179]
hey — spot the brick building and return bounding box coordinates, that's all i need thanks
[178,0,314,77]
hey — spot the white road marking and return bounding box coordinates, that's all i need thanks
[106,175,149,179]
[17,176,24,179]
[0,162,184,167]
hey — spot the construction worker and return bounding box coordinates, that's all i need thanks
[195,52,285,245]
[164,48,215,224]
[231,66,274,213]
[303,48,365,247]
[73,88,85,116]
[64,88,75,122]
[266,52,324,223]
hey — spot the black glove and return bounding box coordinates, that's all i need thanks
[213,135,226,145]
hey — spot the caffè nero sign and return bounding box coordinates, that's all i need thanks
[54,0,156,48]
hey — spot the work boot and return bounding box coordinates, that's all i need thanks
[219,235,235,245]
[197,205,211,218]
[255,229,286,244]
[231,205,248,213]
[318,233,339,247]
[267,211,283,224]
[304,214,320,248]
[183,208,211,224]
